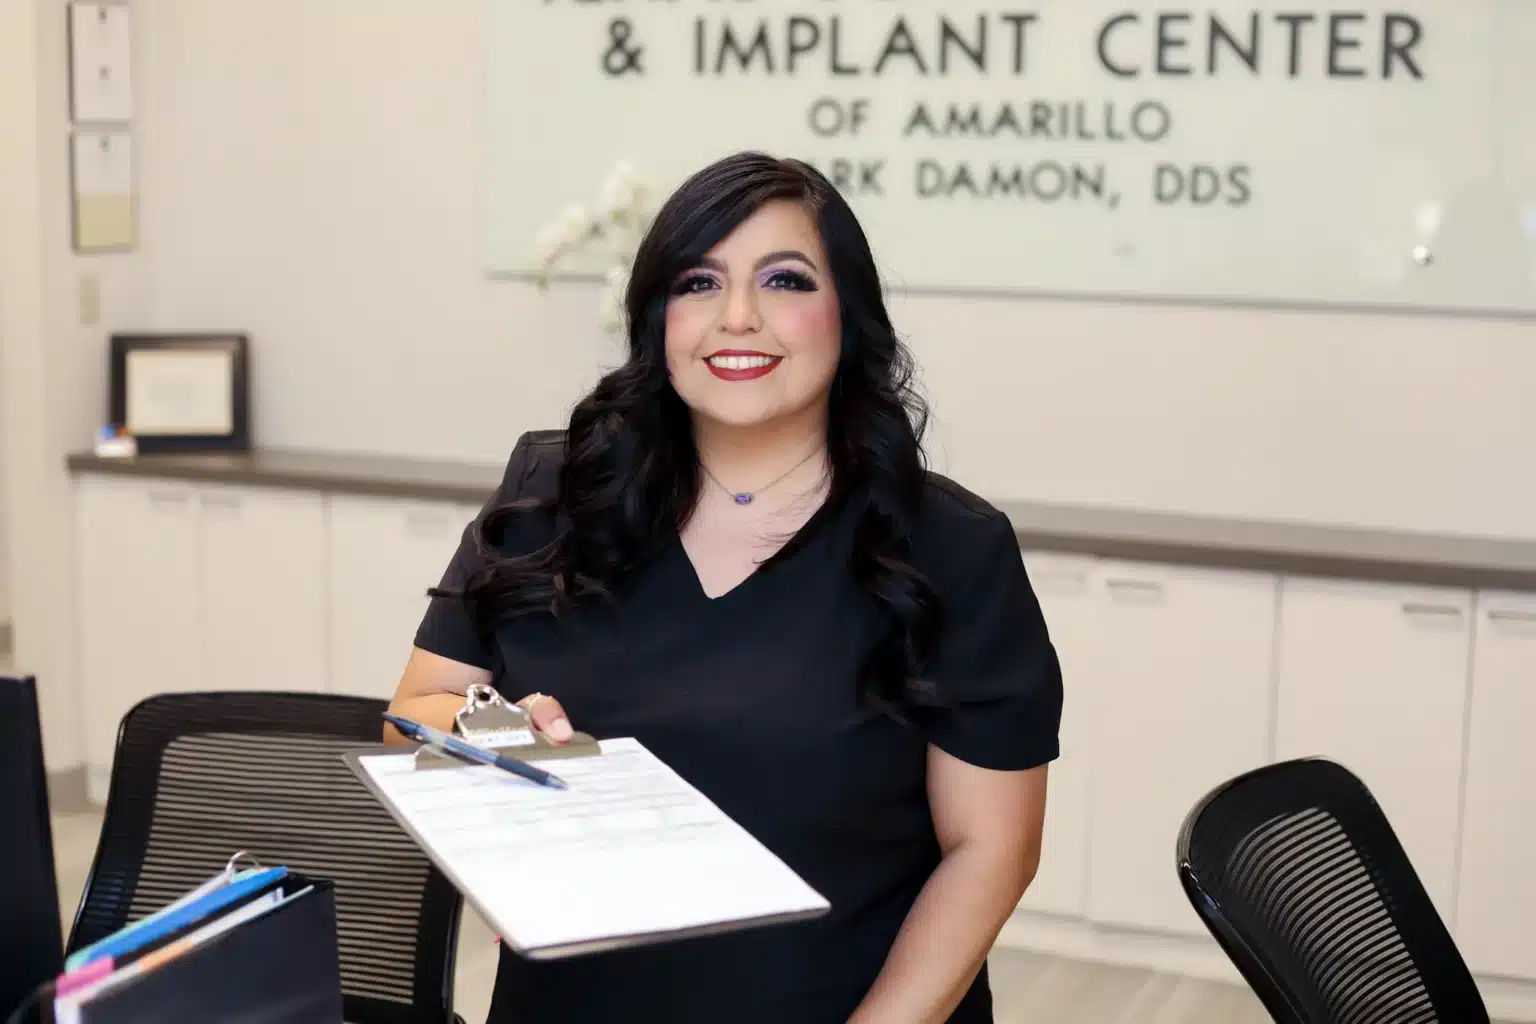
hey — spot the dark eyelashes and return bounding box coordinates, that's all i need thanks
[765,269,817,292]
[670,274,714,296]
[669,269,818,295]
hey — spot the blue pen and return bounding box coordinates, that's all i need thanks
[383,712,568,790]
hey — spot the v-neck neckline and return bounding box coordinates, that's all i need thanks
[675,539,760,603]
[672,485,853,604]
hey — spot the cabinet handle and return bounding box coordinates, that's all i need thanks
[405,510,450,535]
[1104,577,1166,601]
[1401,601,1465,622]
[1032,570,1091,592]
[1487,608,1536,625]
[147,489,191,508]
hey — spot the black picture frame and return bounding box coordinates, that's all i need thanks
[108,332,251,454]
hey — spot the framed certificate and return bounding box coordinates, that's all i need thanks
[108,334,250,453]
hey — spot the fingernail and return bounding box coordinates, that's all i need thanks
[549,717,573,742]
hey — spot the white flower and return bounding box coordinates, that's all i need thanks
[529,161,655,318]
[530,219,569,269]
[604,264,630,298]
[598,265,631,334]
[599,162,643,225]
[559,203,594,245]
[530,203,602,282]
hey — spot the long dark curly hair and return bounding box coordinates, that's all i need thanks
[458,151,941,715]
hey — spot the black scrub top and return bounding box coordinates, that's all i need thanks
[414,431,1063,1024]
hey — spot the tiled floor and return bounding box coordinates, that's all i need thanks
[50,810,1284,1023]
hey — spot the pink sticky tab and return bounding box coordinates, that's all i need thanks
[56,957,115,996]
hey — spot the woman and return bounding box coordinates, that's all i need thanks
[387,151,1062,1023]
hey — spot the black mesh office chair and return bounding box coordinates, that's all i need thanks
[1176,757,1488,1024]
[68,691,467,1024]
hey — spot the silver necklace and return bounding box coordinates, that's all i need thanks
[700,447,824,506]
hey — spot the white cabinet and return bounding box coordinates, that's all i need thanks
[71,464,1536,989]
[326,495,478,701]
[1086,562,1277,936]
[1018,552,1097,918]
[77,476,201,780]
[197,484,328,695]
[76,477,332,796]
[1456,591,1536,978]
[1274,579,1472,920]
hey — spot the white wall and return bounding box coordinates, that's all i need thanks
[0,0,147,763]
[132,0,1536,540]
[4,0,1534,771]
[0,0,57,716]
[0,417,10,630]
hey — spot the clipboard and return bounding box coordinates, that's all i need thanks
[411,683,601,769]
[343,689,831,961]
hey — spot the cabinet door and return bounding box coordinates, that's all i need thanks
[1456,591,1536,977]
[1274,579,1471,919]
[76,476,200,776]
[1017,551,1097,918]
[198,484,328,694]
[1087,562,1277,936]
[327,496,474,700]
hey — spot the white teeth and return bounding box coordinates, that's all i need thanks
[708,354,777,370]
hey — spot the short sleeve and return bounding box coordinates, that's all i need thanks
[412,435,542,669]
[920,509,1063,772]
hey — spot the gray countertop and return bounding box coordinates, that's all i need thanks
[68,448,505,505]
[66,449,1536,591]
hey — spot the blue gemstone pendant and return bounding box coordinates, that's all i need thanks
[733,493,754,505]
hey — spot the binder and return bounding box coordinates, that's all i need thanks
[63,863,289,973]
[6,863,344,1024]
[61,876,342,1024]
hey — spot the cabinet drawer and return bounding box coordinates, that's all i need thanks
[327,495,475,700]
[1018,552,1096,918]
[1457,591,1536,977]
[1086,562,1277,936]
[76,476,200,775]
[1274,577,1471,919]
[197,484,328,695]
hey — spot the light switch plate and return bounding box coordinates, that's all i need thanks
[78,272,102,326]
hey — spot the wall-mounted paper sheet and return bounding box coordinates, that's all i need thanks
[69,2,134,123]
[71,131,135,252]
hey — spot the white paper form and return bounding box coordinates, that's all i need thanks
[357,738,829,957]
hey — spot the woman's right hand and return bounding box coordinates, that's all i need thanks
[385,649,577,747]
[517,692,575,745]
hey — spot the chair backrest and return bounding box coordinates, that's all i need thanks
[68,691,463,1024]
[0,675,64,1017]
[1176,758,1488,1024]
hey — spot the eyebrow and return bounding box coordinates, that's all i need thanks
[696,249,819,274]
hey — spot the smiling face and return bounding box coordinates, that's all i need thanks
[663,199,843,433]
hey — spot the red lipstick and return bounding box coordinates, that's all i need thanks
[705,349,783,382]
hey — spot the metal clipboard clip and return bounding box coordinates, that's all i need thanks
[413,682,600,771]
